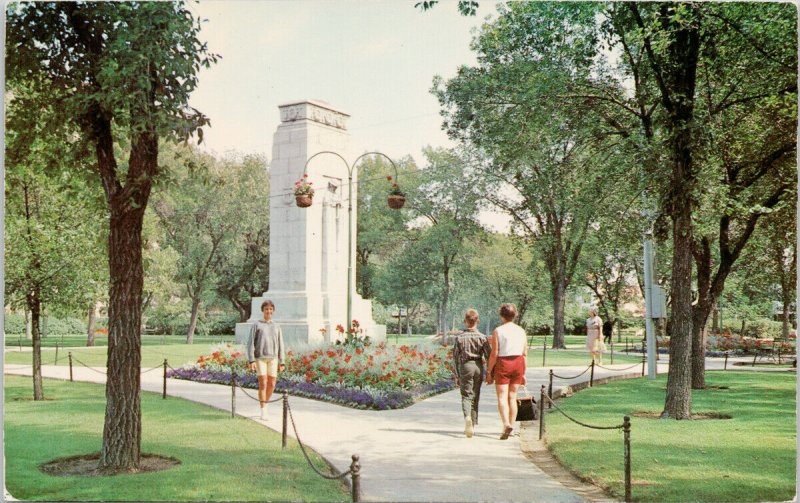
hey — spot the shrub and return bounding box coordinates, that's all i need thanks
[4,313,26,335]
[743,320,783,339]
[3,313,86,335]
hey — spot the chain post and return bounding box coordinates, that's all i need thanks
[610,339,614,364]
[230,369,236,418]
[548,370,553,409]
[350,454,361,502]
[539,385,546,440]
[590,360,595,387]
[624,415,631,502]
[542,334,547,367]
[282,391,289,449]
[163,359,168,399]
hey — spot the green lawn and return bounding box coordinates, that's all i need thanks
[5,334,234,348]
[4,376,348,501]
[544,371,796,502]
[527,349,643,368]
[5,343,222,370]
[383,336,644,367]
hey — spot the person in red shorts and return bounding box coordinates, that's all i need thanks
[486,303,528,440]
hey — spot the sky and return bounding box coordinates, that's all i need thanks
[187,0,498,163]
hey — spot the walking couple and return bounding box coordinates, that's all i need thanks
[452,303,527,440]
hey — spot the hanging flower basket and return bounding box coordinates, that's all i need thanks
[386,176,405,210]
[296,194,313,207]
[294,174,314,208]
[388,194,406,209]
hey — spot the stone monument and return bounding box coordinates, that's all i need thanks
[235,100,386,347]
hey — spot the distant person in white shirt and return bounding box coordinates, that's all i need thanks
[486,303,527,440]
[246,300,285,421]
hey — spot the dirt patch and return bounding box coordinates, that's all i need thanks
[40,452,180,477]
[703,385,730,390]
[12,397,56,401]
[631,411,732,420]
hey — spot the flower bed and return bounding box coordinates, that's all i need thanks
[167,342,457,410]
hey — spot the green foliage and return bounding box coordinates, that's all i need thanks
[150,145,270,336]
[6,2,218,147]
[741,319,783,340]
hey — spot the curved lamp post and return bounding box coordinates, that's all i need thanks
[298,151,401,334]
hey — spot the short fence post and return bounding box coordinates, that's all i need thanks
[162,359,168,399]
[68,352,73,382]
[624,416,631,503]
[641,354,646,377]
[625,340,629,353]
[777,346,782,364]
[724,352,728,371]
[548,370,553,409]
[542,334,547,367]
[539,385,546,440]
[350,454,361,502]
[230,369,236,418]
[54,343,59,365]
[752,352,757,367]
[282,391,288,450]
[610,339,614,365]
[590,360,595,387]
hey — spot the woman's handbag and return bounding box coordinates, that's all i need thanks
[515,385,538,421]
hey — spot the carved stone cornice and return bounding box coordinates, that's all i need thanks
[278,100,350,130]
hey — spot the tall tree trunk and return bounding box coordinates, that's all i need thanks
[636,2,700,420]
[87,301,97,347]
[441,265,450,337]
[25,308,32,340]
[691,238,712,389]
[186,296,201,344]
[98,131,157,472]
[782,297,791,339]
[222,291,250,322]
[28,292,44,401]
[663,188,694,418]
[100,201,146,472]
[711,306,719,336]
[551,278,567,349]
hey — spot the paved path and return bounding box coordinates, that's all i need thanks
[4,355,787,502]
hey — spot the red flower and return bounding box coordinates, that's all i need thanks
[387,176,393,181]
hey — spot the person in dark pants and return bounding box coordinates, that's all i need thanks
[452,309,491,438]
[603,319,614,345]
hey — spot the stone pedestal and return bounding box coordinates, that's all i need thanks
[235,100,386,348]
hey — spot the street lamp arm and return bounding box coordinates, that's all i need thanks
[302,150,350,176]
[351,151,400,183]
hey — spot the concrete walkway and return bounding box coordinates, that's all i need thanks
[4,355,787,502]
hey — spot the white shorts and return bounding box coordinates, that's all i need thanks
[254,357,278,377]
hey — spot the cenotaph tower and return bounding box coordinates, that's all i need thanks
[235,100,386,347]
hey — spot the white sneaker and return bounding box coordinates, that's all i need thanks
[464,417,474,438]
[260,407,268,421]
